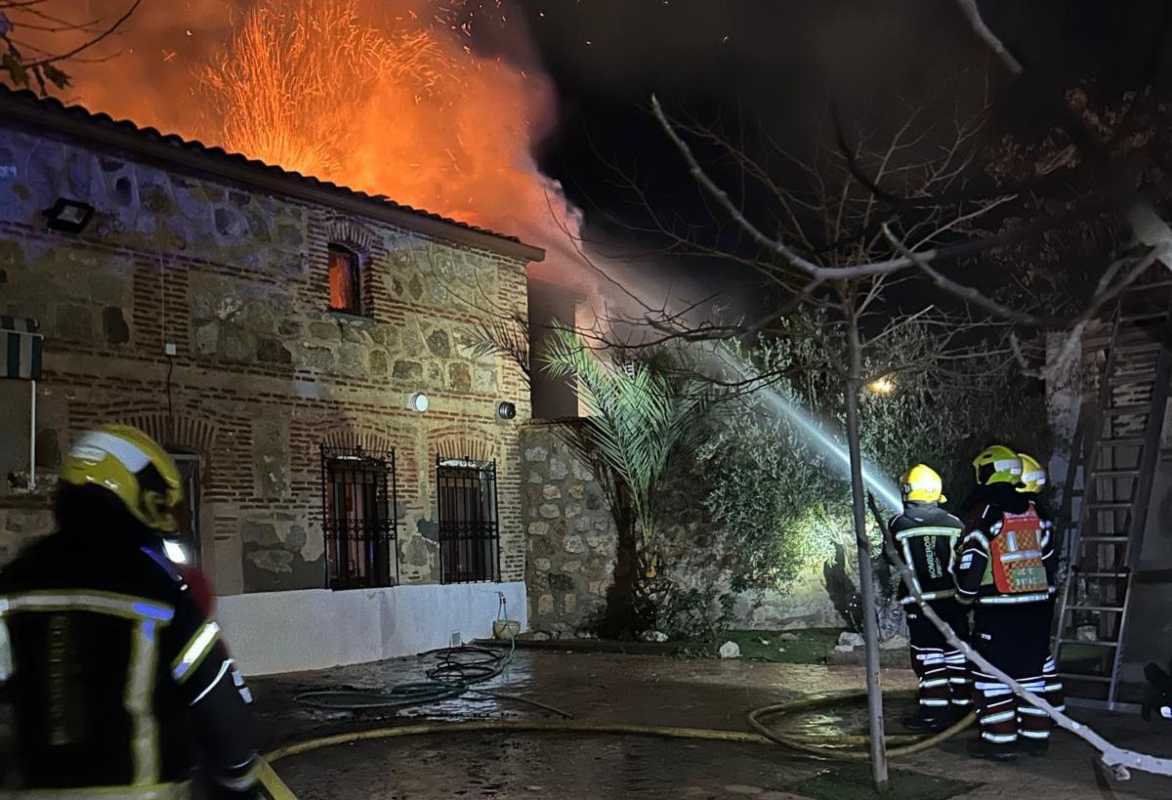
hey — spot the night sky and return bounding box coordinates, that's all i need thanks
[515,0,1172,314]
[53,1,1172,316]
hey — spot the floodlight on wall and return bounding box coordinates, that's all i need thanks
[43,198,95,233]
[497,401,517,420]
[408,392,430,413]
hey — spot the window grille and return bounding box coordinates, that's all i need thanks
[322,446,398,589]
[436,456,500,583]
[327,245,362,314]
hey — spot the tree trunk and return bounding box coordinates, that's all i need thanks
[846,304,890,792]
[599,480,643,639]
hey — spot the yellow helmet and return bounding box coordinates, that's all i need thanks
[59,424,184,534]
[972,444,1022,486]
[1017,452,1047,493]
[900,464,946,504]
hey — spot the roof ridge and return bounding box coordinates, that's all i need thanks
[0,83,543,261]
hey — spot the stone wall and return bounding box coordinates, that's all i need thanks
[521,423,617,635]
[519,423,840,636]
[0,120,533,594]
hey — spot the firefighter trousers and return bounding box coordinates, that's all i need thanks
[970,601,1063,748]
[906,597,970,717]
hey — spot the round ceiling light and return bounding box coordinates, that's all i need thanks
[408,392,430,413]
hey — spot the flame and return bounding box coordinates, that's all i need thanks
[64,0,589,288]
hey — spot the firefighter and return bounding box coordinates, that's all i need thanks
[954,445,1057,761]
[1017,452,1064,721]
[888,464,968,731]
[0,425,261,798]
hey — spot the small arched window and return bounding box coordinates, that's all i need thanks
[328,244,362,314]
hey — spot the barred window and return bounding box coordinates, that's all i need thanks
[437,457,499,583]
[328,245,362,314]
[322,446,398,589]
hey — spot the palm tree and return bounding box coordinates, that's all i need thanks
[542,328,712,632]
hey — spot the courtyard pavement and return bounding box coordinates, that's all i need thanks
[251,649,1172,799]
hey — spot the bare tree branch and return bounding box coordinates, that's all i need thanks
[954,0,1023,75]
[1,0,139,92]
[882,222,1170,329]
[22,0,139,69]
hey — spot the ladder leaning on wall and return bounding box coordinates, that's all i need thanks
[1054,271,1172,712]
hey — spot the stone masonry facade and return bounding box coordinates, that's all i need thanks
[521,424,617,635]
[0,99,535,594]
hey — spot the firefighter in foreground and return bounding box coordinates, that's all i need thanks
[888,464,968,731]
[954,445,1057,761]
[0,425,261,798]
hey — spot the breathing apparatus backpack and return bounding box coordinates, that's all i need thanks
[985,504,1049,596]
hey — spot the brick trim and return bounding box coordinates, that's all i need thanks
[109,412,218,481]
[428,426,500,465]
[321,426,396,455]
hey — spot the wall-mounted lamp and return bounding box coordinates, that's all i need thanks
[43,198,95,233]
[497,401,517,420]
[408,392,430,413]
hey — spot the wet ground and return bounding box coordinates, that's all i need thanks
[250,648,1172,800]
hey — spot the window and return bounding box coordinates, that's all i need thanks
[322,446,398,589]
[437,457,500,583]
[328,245,362,314]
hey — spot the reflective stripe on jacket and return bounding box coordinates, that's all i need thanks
[888,502,964,605]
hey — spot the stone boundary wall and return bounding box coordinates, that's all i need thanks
[519,423,840,636]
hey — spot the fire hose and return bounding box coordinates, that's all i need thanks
[747,691,975,759]
[260,694,977,799]
[267,499,1172,792]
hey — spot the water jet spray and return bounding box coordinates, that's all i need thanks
[710,346,904,512]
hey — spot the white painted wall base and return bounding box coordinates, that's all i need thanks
[215,581,528,676]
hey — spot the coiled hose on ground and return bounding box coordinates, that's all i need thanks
[747,689,975,759]
[294,641,574,719]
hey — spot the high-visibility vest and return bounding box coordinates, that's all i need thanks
[980,505,1050,602]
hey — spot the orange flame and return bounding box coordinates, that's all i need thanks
[67,0,589,288]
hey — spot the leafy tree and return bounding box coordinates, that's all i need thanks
[695,312,1050,612]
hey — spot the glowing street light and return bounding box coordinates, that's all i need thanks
[867,377,895,396]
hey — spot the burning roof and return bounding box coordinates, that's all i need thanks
[0,83,544,262]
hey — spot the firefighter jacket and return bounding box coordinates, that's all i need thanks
[0,527,260,797]
[1019,491,1059,588]
[953,483,1056,606]
[888,501,965,606]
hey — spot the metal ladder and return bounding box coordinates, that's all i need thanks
[1054,274,1172,711]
